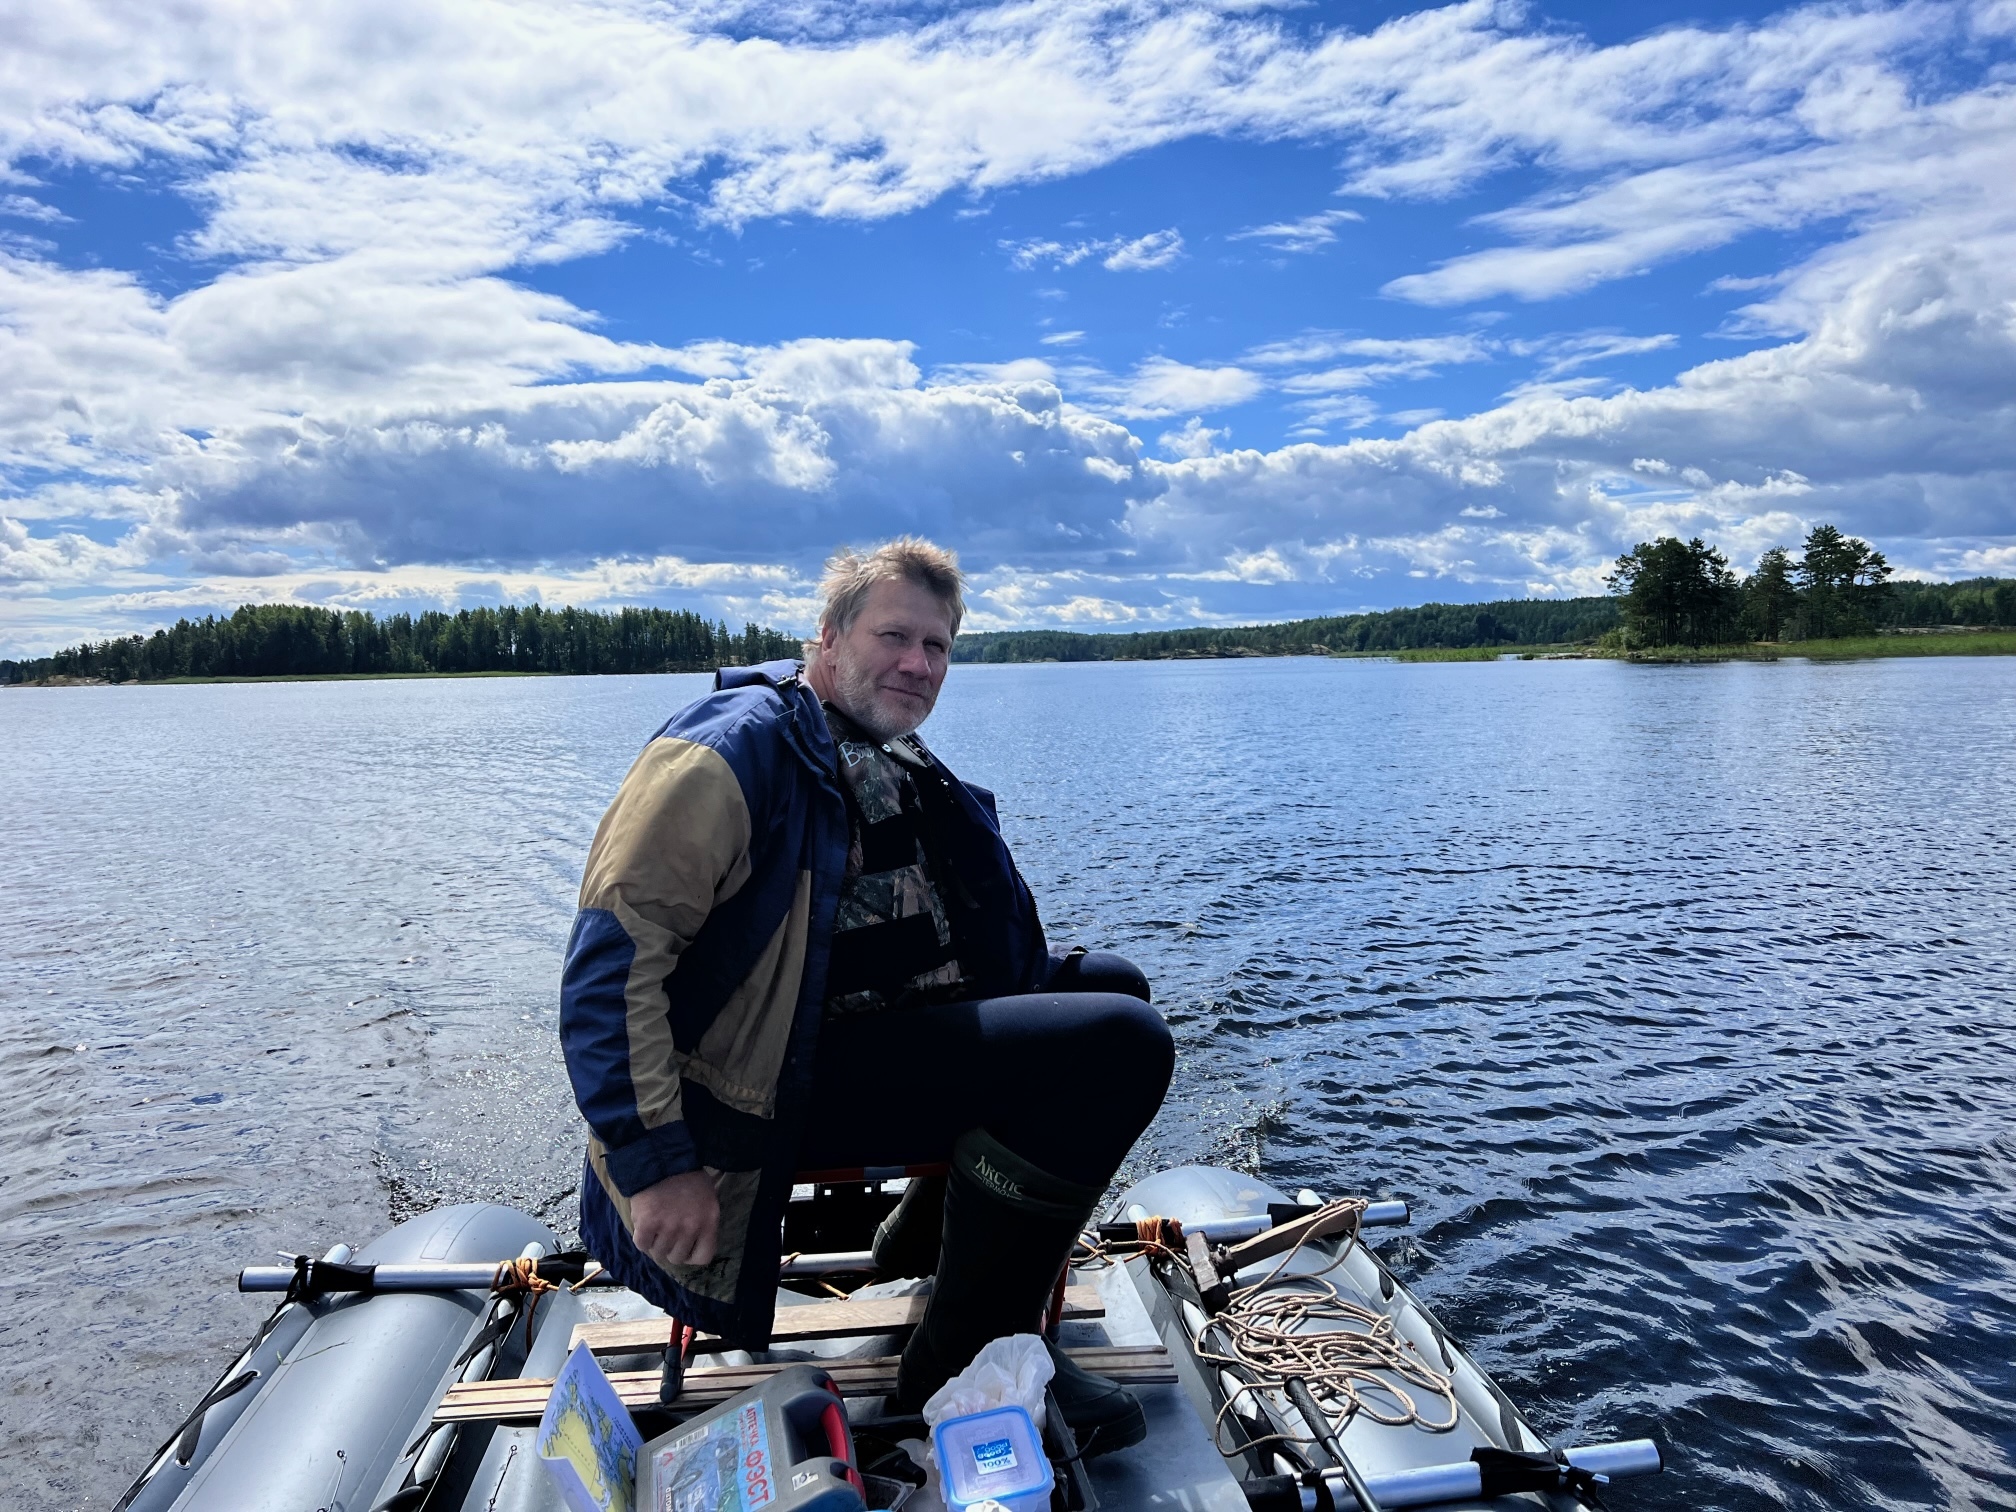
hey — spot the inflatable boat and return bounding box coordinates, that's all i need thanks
[115,1167,1662,1512]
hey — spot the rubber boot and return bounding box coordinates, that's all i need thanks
[895,1130,1147,1456]
[872,1174,946,1279]
[1045,1340,1148,1457]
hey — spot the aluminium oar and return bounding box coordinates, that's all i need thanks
[1242,1439,1664,1512]
[242,1201,1413,1293]
[238,1251,611,1297]
[1097,1199,1410,1247]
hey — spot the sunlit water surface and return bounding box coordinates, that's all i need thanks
[4,658,2014,1509]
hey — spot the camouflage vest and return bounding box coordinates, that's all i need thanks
[822,706,969,1016]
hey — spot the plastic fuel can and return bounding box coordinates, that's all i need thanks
[639,1364,866,1512]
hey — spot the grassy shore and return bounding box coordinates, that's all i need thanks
[1616,630,2016,663]
[1388,645,1518,662]
[1786,630,2016,658]
[1330,631,2016,665]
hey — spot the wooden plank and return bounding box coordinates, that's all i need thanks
[1221,1206,1362,1273]
[433,1345,1175,1426]
[568,1284,1105,1356]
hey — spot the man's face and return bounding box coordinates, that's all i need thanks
[817,577,954,741]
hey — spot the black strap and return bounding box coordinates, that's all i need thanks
[825,911,954,998]
[171,1369,259,1466]
[283,1254,377,1303]
[1471,1447,1605,1498]
[530,1250,604,1286]
[856,799,925,874]
[452,1305,516,1369]
[1235,1474,1302,1512]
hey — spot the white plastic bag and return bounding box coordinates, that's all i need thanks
[921,1333,1054,1434]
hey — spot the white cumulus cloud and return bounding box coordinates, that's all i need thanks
[1003,228,1184,272]
[1102,229,1184,271]
[1,0,2014,648]
[1228,210,1364,254]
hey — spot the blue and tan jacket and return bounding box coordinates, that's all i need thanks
[560,660,1048,1344]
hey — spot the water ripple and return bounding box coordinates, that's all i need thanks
[4,658,2015,1509]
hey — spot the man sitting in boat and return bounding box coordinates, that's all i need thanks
[559,536,1174,1452]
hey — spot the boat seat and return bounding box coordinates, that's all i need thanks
[433,1345,1175,1426]
[781,1163,948,1259]
[567,1284,1105,1356]
[793,1163,949,1186]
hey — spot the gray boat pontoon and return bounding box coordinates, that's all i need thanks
[116,1166,1662,1512]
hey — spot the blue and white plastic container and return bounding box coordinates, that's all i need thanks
[931,1405,1053,1512]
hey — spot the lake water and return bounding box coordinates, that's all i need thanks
[4,657,2015,1510]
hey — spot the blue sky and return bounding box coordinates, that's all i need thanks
[3,0,2014,652]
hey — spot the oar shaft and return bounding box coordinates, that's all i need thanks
[1191,1201,1409,1242]
[1294,1440,1663,1511]
[1563,1440,1664,1478]
[1287,1376,1384,1512]
[240,1199,1415,1292]
[239,1262,504,1292]
[1106,1201,1410,1247]
[244,1252,893,1289]
[780,1251,877,1276]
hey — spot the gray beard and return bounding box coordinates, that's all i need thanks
[830,655,925,742]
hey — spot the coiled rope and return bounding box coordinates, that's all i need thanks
[489,1256,604,1350]
[1132,1216,1185,1260]
[1189,1199,1459,1456]
[1072,1215,1185,1268]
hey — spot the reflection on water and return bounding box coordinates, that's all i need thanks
[3,657,2014,1509]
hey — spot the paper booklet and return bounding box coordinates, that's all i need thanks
[537,1341,645,1512]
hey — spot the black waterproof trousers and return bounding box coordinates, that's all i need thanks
[796,952,1173,1188]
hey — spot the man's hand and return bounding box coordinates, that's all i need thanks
[630,1169,720,1270]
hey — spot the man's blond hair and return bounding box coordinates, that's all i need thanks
[815,537,966,641]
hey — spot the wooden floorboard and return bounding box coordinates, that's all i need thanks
[567,1284,1104,1355]
[433,1345,1174,1425]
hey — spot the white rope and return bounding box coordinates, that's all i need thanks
[1189,1200,1460,1456]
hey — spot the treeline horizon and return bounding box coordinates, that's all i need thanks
[951,595,1624,662]
[953,570,2016,663]
[1,602,804,685]
[7,562,2014,685]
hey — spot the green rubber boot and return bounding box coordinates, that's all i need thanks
[1045,1339,1149,1457]
[895,1131,1146,1457]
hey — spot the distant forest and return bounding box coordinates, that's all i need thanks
[1,602,803,685]
[953,570,2016,663]
[952,595,1623,662]
[8,548,2015,685]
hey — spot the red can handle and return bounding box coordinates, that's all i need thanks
[820,1400,853,1464]
[821,1400,864,1494]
